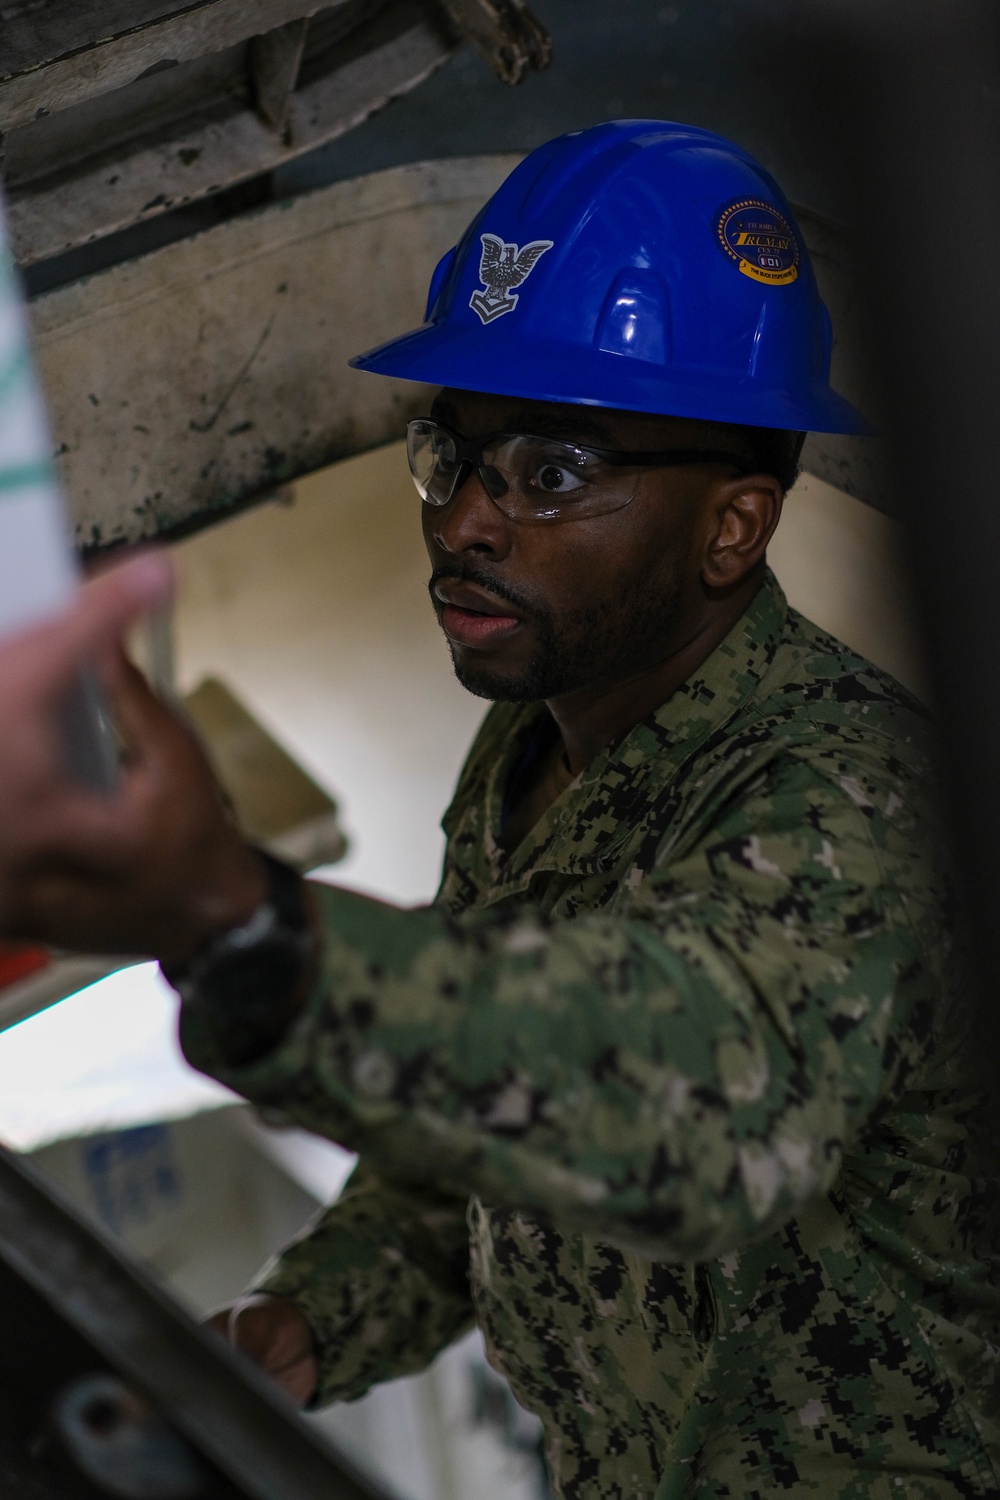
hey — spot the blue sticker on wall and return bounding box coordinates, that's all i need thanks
[716,198,800,286]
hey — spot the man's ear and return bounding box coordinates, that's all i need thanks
[702,474,784,590]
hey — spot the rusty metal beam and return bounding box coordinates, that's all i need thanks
[251,18,310,129]
[439,0,551,85]
[0,0,334,132]
[4,0,459,267]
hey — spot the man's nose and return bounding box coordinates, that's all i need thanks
[427,468,512,558]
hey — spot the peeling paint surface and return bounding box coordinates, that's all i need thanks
[29,155,520,552]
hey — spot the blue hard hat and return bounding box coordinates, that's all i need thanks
[351,120,865,434]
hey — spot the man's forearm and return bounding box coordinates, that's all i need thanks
[180,823,932,1265]
[250,1161,474,1407]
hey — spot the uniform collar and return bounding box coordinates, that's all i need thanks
[446,571,789,897]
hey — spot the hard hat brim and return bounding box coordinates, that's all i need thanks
[350,322,870,436]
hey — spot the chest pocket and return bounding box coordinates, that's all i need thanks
[620,1253,706,1342]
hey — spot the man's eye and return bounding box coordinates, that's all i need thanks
[529,460,588,493]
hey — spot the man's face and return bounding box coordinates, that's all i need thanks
[422,389,728,703]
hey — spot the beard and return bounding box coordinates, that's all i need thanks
[429,561,686,703]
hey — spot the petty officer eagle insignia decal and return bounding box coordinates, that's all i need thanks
[469,233,553,324]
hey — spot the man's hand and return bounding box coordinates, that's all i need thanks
[207,1293,319,1407]
[0,553,170,862]
[2,565,266,965]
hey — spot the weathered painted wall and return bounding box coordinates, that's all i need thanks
[29,157,518,551]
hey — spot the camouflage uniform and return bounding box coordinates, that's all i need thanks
[182,572,1000,1498]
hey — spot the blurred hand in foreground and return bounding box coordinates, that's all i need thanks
[1,556,267,965]
[0,553,172,911]
[207,1293,319,1407]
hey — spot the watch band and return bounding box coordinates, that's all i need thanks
[162,849,316,1065]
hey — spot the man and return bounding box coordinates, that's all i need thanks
[5,122,998,1498]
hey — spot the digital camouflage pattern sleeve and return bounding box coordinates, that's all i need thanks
[182,574,1000,1498]
[252,1159,474,1405]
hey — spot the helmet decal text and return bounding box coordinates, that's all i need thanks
[716,199,799,286]
[470,234,554,324]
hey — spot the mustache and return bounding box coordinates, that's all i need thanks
[428,564,541,620]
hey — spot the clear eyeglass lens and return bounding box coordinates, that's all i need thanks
[408,421,639,521]
[485,435,635,519]
[407,421,458,505]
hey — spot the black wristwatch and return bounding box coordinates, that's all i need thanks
[162,849,316,1064]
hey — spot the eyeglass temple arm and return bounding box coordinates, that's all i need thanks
[593,446,751,470]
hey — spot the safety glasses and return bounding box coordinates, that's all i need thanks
[406,418,748,524]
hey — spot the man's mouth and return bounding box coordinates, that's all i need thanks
[434,580,523,648]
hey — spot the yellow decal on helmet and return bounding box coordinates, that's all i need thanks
[717,198,799,286]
